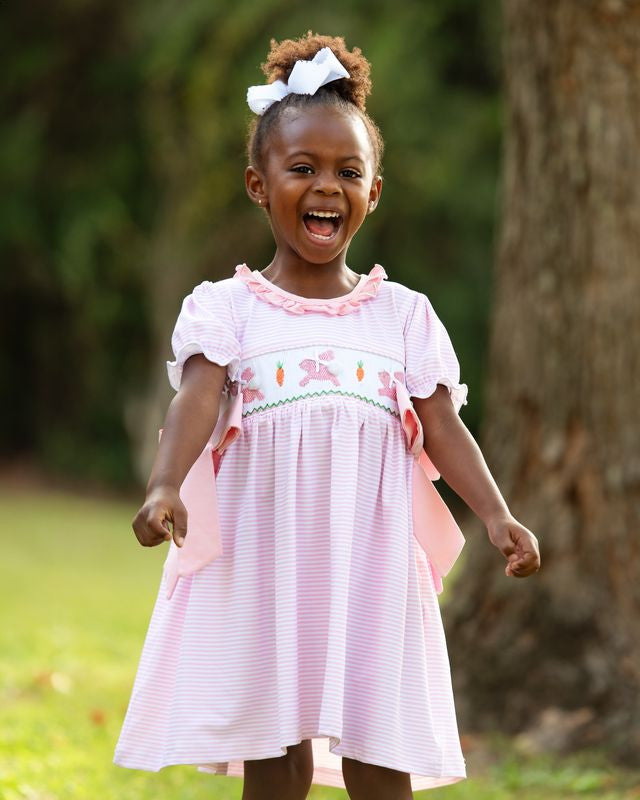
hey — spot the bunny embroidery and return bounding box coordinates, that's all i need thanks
[238,366,264,404]
[378,367,406,400]
[298,348,342,387]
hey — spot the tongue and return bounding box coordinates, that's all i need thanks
[305,216,335,236]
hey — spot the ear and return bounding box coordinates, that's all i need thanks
[245,165,269,209]
[367,175,383,213]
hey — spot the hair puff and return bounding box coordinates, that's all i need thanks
[246,31,384,177]
[261,31,372,112]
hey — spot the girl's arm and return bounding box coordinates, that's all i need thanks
[412,385,541,578]
[132,354,227,549]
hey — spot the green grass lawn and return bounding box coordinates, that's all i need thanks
[1,484,639,800]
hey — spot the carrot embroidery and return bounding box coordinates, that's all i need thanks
[276,360,284,386]
[356,360,364,382]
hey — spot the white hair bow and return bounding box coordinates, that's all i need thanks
[246,46,350,115]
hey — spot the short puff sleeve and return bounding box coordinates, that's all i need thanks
[166,280,241,391]
[404,290,469,414]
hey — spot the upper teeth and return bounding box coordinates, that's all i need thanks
[307,210,340,218]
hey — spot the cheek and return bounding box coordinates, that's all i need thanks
[352,198,370,224]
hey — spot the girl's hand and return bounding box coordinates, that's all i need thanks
[131,486,188,549]
[486,513,541,578]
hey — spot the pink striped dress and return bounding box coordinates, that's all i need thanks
[113,263,469,792]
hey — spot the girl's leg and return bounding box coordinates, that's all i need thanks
[341,756,413,800]
[241,739,314,800]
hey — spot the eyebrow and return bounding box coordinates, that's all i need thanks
[287,151,365,166]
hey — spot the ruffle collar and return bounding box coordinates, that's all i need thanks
[233,263,388,315]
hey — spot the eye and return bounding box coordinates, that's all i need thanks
[290,165,361,178]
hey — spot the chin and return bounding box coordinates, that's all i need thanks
[299,246,349,264]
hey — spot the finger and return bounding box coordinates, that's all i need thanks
[161,518,172,541]
[510,538,539,567]
[516,550,539,568]
[511,533,531,558]
[508,552,535,569]
[147,513,173,544]
[502,532,517,557]
[506,524,532,557]
[172,504,188,547]
[506,563,527,577]
[508,556,540,576]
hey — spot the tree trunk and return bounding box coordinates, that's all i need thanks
[445,0,640,765]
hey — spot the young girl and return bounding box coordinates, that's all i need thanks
[113,32,540,800]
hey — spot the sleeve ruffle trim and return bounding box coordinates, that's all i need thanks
[408,376,469,415]
[166,343,241,392]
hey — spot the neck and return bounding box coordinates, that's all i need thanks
[261,250,361,298]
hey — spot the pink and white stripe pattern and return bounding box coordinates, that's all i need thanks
[113,264,469,791]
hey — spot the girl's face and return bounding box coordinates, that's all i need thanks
[245,105,382,269]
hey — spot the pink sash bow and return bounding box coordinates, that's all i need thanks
[392,378,466,594]
[160,387,243,600]
[160,381,465,599]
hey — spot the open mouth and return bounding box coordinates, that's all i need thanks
[302,211,343,242]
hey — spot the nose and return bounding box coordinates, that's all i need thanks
[312,170,341,195]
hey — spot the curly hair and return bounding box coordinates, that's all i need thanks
[246,31,385,178]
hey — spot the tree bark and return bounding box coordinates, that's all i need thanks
[445,0,640,765]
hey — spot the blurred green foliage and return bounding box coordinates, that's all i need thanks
[1,0,502,488]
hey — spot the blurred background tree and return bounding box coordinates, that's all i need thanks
[446,0,640,767]
[0,0,501,489]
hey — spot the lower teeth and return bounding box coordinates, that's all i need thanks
[304,217,338,240]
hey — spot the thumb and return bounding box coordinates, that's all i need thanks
[172,501,188,547]
[493,524,517,558]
